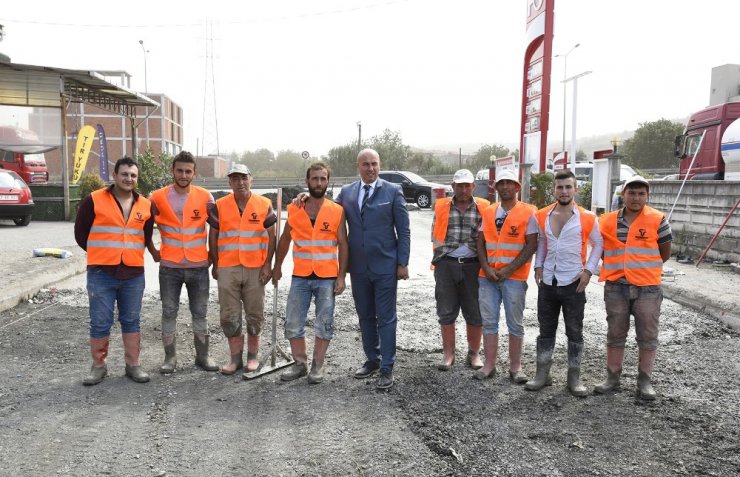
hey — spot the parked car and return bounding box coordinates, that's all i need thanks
[0,169,34,226]
[378,171,452,208]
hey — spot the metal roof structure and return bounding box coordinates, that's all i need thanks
[0,61,159,114]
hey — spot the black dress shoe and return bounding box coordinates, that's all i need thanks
[376,368,394,389]
[354,361,380,379]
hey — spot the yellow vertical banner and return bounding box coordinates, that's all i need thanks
[72,125,96,184]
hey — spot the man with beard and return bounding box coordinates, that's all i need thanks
[474,169,538,382]
[272,162,349,383]
[209,164,277,375]
[525,169,603,396]
[149,151,219,374]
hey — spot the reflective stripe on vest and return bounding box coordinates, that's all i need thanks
[479,201,536,280]
[87,188,151,266]
[535,203,596,265]
[216,193,271,267]
[599,206,664,286]
[288,201,343,278]
[150,185,210,263]
[432,197,489,250]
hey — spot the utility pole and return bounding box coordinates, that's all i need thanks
[459,148,462,169]
[554,43,579,155]
[138,40,150,150]
[357,121,362,155]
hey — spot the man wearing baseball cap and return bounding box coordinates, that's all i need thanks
[209,163,277,375]
[594,175,672,400]
[431,169,490,371]
[474,169,538,382]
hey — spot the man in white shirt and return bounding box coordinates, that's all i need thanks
[525,169,603,396]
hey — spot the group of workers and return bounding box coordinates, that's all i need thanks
[74,147,671,399]
[433,166,671,400]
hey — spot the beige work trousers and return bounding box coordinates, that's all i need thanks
[217,266,265,337]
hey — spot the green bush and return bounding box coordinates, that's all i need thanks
[78,173,106,202]
[578,181,592,209]
[528,172,554,208]
[136,149,172,197]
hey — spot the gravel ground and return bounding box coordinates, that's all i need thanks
[1,210,739,476]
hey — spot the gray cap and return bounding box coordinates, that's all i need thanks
[227,163,251,176]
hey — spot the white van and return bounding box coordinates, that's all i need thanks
[573,163,636,184]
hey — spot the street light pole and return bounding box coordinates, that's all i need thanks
[554,43,580,158]
[564,70,592,172]
[138,40,150,150]
[356,121,362,155]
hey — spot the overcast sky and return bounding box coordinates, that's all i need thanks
[1,0,739,157]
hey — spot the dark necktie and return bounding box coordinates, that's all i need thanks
[361,184,371,215]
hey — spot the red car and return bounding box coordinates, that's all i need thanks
[0,169,34,226]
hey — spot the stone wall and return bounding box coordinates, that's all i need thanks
[649,181,740,263]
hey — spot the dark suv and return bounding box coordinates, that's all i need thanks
[378,171,451,208]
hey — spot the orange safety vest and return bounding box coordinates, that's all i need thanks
[216,193,271,268]
[150,185,210,263]
[599,205,664,286]
[432,197,490,251]
[480,201,536,280]
[87,188,151,267]
[535,203,596,265]
[288,201,343,278]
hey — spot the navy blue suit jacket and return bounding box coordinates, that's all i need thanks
[336,178,411,275]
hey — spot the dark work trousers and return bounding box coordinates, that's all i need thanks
[537,279,586,343]
[434,258,482,326]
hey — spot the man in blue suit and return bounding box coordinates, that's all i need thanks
[335,148,411,389]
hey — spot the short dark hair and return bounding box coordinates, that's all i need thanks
[623,182,649,192]
[114,156,138,173]
[172,151,196,169]
[554,169,576,182]
[306,161,331,180]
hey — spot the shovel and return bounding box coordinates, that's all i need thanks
[243,188,294,380]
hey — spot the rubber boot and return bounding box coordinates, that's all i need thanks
[524,338,555,391]
[465,324,483,370]
[193,332,219,371]
[246,334,260,372]
[637,348,657,400]
[308,337,331,384]
[159,334,177,374]
[220,335,244,375]
[438,324,456,371]
[473,333,498,380]
[508,335,528,384]
[566,341,588,397]
[122,332,150,383]
[594,347,624,394]
[83,336,109,386]
[281,337,308,381]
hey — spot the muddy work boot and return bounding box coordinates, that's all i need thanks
[159,336,177,374]
[193,333,219,372]
[220,335,244,375]
[280,362,308,382]
[566,341,588,397]
[637,370,657,400]
[307,361,326,384]
[524,337,554,391]
[83,337,110,386]
[594,369,622,394]
[122,332,150,383]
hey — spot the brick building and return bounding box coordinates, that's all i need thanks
[195,154,229,178]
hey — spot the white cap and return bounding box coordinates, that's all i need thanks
[495,169,520,185]
[227,163,251,176]
[622,175,650,190]
[452,169,475,184]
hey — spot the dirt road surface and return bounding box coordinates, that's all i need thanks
[1,210,739,476]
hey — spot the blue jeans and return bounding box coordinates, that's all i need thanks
[350,271,398,371]
[284,277,336,340]
[87,268,145,338]
[159,266,210,336]
[478,278,528,337]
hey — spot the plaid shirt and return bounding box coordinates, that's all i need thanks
[431,197,483,262]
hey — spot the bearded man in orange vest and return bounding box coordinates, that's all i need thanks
[209,164,277,375]
[272,162,349,383]
[474,169,538,382]
[525,169,603,396]
[148,151,219,374]
[594,176,672,400]
[74,157,156,385]
[431,169,490,371]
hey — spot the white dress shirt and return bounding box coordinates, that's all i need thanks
[357,179,378,210]
[535,205,604,286]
